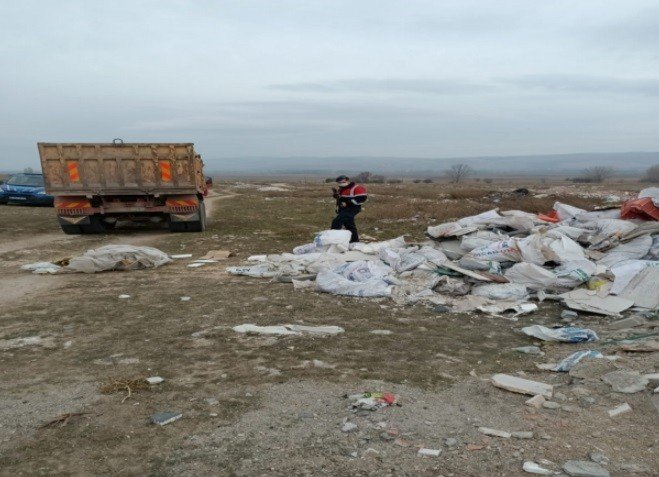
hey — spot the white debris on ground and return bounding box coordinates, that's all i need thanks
[227,200,658,317]
[21,245,172,274]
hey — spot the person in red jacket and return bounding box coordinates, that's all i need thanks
[331,175,368,243]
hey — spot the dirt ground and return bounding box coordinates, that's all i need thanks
[0,181,657,476]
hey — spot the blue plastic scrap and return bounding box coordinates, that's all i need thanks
[522,325,598,343]
[552,350,603,372]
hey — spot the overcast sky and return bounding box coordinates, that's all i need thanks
[1,0,658,169]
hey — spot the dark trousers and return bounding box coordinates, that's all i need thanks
[331,206,361,242]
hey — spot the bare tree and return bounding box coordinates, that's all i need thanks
[643,164,659,183]
[582,166,615,183]
[444,164,473,183]
[353,171,372,183]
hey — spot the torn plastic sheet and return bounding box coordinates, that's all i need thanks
[460,231,508,252]
[427,222,477,238]
[598,235,653,268]
[24,245,172,274]
[470,238,522,262]
[21,262,62,274]
[505,262,557,289]
[544,235,586,263]
[379,248,427,272]
[314,229,351,248]
[617,266,659,309]
[554,202,587,222]
[548,350,603,372]
[350,236,407,254]
[516,235,548,265]
[457,209,501,227]
[545,225,590,241]
[334,260,392,282]
[472,283,529,301]
[522,325,598,343]
[610,260,659,294]
[553,260,597,288]
[315,269,393,297]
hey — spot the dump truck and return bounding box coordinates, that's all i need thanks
[37,140,208,234]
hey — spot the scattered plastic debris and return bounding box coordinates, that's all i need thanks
[226,198,657,319]
[23,245,172,274]
[348,392,398,411]
[522,325,598,343]
[550,350,603,372]
[150,412,182,426]
[146,376,164,385]
[233,324,344,336]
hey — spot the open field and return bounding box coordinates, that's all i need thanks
[0,181,657,476]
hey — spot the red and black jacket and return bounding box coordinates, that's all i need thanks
[334,182,368,208]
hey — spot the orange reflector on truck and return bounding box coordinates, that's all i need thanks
[166,195,199,213]
[159,160,172,182]
[55,196,92,215]
[67,161,80,182]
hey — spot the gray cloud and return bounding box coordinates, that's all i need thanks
[1,1,658,170]
[269,79,494,95]
[501,74,659,96]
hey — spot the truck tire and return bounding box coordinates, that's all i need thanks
[169,201,206,233]
[79,216,108,234]
[185,201,206,232]
[60,223,82,234]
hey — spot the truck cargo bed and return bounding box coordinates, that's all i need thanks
[37,142,205,196]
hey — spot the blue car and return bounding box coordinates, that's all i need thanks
[0,173,54,206]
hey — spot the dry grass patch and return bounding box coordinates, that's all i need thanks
[99,377,150,402]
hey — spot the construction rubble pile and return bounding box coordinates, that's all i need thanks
[228,189,659,318]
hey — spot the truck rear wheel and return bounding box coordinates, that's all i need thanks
[168,201,206,233]
[60,223,82,234]
[79,216,108,234]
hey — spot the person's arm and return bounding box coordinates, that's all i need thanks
[350,185,368,205]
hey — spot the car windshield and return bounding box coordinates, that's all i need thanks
[7,174,44,187]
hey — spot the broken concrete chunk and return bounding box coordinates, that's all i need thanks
[370,329,393,335]
[515,346,545,356]
[542,401,561,410]
[561,310,578,320]
[525,395,546,408]
[562,460,610,477]
[491,373,553,398]
[607,403,632,417]
[608,315,647,330]
[150,412,182,426]
[417,448,441,457]
[233,324,344,336]
[478,427,511,438]
[602,370,649,394]
[523,461,553,475]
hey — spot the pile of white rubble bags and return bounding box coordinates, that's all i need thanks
[228,200,659,317]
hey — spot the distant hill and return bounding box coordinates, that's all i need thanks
[207,152,658,177]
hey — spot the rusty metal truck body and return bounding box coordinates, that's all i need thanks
[37,142,208,234]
